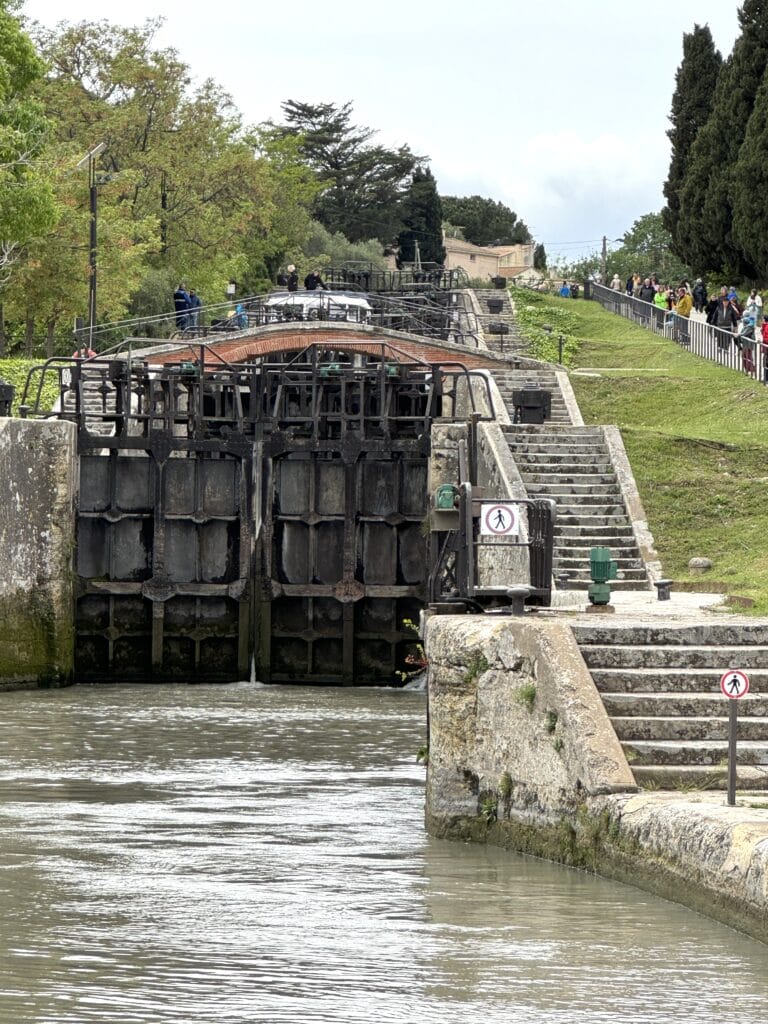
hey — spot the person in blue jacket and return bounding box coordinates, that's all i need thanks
[173,283,190,329]
[188,288,202,327]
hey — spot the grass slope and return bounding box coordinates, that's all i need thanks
[510,289,768,611]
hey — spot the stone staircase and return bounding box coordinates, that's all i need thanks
[473,289,526,356]
[574,623,768,790]
[61,366,118,437]
[492,366,571,424]
[501,423,650,590]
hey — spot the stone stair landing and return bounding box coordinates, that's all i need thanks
[574,623,768,790]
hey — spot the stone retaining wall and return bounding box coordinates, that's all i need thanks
[425,615,768,944]
[0,419,76,689]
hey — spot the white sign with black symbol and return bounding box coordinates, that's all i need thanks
[720,669,750,700]
[480,502,520,537]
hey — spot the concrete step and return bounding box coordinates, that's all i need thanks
[590,667,768,692]
[557,514,637,528]
[549,504,628,518]
[522,472,618,486]
[532,483,620,494]
[582,646,768,670]
[503,424,602,434]
[554,556,643,571]
[557,523,635,535]
[574,624,768,646]
[554,544,641,558]
[611,715,768,742]
[520,464,616,477]
[507,446,608,458]
[622,739,768,767]
[514,450,607,462]
[601,691,768,717]
[541,494,626,506]
[562,579,652,592]
[630,764,768,791]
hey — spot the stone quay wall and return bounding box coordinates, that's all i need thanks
[0,419,76,689]
[425,615,768,945]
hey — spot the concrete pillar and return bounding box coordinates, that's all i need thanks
[0,419,77,688]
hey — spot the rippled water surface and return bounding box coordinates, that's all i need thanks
[0,683,765,1023]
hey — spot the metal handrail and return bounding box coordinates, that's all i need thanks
[589,281,767,384]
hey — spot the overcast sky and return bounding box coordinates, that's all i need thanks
[21,0,741,262]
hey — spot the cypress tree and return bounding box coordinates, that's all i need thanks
[397,167,446,266]
[731,66,768,276]
[677,0,768,276]
[662,25,721,254]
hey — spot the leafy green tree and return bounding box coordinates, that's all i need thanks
[32,19,272,310]
[533,243,547,271]
[239,127,321,290]
[662,24,722,253]
[606,212,691,286]
[5,160,156,354]
[397,167,445,266]
[0,3,57,285]
[302,221,387,270]
[276,100,422,244]
[677,0,768,275]
[440,195,530,246]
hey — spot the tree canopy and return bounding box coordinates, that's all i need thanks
[439,195,530,247]
[276,100,422,244]
[662,24,721,254]
[676,0,768,276]
[0,4,58,285]
[397,167,445,267]
[0,14,540,355]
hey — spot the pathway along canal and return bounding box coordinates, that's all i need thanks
[0,684,766,1023]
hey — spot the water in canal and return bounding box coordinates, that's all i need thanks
[0,683,765,1023]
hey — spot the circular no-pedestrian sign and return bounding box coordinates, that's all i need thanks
[480,502,520,537]
[720,669,750,699]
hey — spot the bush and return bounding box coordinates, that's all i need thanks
[0,359,60,414]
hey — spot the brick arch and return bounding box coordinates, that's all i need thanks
[153,324,500,370]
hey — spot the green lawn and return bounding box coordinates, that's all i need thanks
[509,288,768,611]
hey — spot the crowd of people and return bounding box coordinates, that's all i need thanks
[608,272,767,371]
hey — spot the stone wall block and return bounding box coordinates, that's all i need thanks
[0,419,76,688]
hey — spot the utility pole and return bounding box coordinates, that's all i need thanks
[77,143,106,350]
[160,171,168,256]
[601,235,607,283]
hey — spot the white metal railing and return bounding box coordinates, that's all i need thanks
[590,282,766,384]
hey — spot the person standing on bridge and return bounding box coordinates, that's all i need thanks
[304,269,328,291]
[173,283,191,330]
[286,265,299,292]
[188,289,202,327]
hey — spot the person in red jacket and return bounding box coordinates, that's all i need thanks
[72,343,96,359]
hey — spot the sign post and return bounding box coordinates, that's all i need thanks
[720,669,750,807]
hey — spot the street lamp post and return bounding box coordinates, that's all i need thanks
[76,143,106,350]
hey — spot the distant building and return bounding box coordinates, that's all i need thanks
[443,237,535,281]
